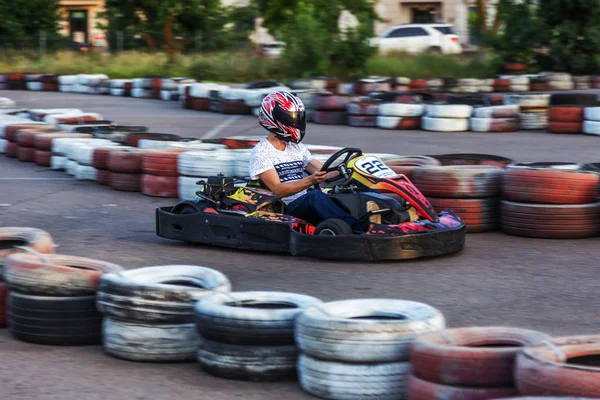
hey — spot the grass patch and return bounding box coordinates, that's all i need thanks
[0,50,502,82]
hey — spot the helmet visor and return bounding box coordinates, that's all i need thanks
[273,107,306,132]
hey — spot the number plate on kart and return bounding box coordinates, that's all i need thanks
[354,156,396,178]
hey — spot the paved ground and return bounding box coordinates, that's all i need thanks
[1,90,600,400]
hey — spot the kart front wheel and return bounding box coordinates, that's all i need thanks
[315,219,353,236]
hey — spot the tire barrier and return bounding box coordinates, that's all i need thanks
[383,156,441,179]
[0,282,7,328]
[506,94,550,130]
[423,105,472,132]
[583,107,600,136]
[548,106,584,134]
[195,291,321,381]
[0,227,55,275]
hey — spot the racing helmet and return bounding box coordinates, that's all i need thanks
[258,91,306,143]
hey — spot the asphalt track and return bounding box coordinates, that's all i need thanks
[1,90,599,400]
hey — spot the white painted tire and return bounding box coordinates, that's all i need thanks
[298,354,410,400]
[425,105,473,119]
[509,76,530,85]
[75,165,97,181]
[109,79,131,88]
[97,265,231,324]
[548,81,574,91]
[509,85,529,92]
[519,112,549,129]
[505,94,551,108]
[178,176,206,200]
[103,318,198,362]
[58,75,77,85]
[426,79,443,88]
[470,117,520,132]
[109,88,126,96]
[232,149,252,178]
[540,72,572,82]
[50,156,67,170]
[378,103,424,117]
[396,77,411,85]
[584,107,600,121]
[0,138,7,153]
[132,78,152,89]
[452,86,479,93]
[178,150,235,177]
[189,83,229,99]
[295,299,445,363]
[160,90,177,101]
[131,88,152,98]
[337,83,354,95]
[422,117,469,132]
[583,120,600,136]
[66,160,78,176]
[473,105,519,118]
[375,116,420,130]
[26,82,43,91]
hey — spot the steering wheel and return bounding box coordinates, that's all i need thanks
[314,147,362,188]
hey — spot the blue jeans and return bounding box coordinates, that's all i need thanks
[287,190,362,231]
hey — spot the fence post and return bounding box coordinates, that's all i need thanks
[117,31,124,53]
[40,31,47,54]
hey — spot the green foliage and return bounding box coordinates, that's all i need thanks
[0,0,61,48]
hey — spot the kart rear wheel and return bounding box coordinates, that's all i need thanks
[173,202,201,215]
[315,219,353,236]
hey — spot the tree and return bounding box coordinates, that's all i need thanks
[0,0,61,49]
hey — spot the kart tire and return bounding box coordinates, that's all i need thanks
[469,118,519,132]
[427,198,500,233]
[4,253,122,295]
[8,292,102,345]
[4,142,17,158]
[17,146,35,162]
[550,93,599,107]
[412,166,504,198]
[96,169,111,186]
[295,299,444,363]
[548,121,583,134]
[346,102,380,116]
[315,219,353,236]
[103,318,199,362]
[97,265,231,324]
[0,282,7,328]
[549,106,584,123]
[583,120,600,136]
[584,107,600,121]
[500,201,600,239]
[107,148,144,173]
[425,105,473,119]
[195,291,321,346]
[379,103,425,117]
[34,133,93,151]
[427,153,514,168]
[312,110,347,125]
[407,374,518,400]
[313,94,352,111]
[384,156,441,179]
[410,327,550,387]
[376,116,422,130]
[472,105,519,119]
[422,117,469,132]
[34,150,52,166]
[347,115,377,127]
[515,335,600,397]
[110,172,141,192]
[141,174,179,198]
[198,338,298,381]
[298,354,410,400]
[502,163,600,204]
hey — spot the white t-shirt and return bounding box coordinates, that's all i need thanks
[249,139,313,204]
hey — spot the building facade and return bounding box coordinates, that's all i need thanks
[59,0,106,44]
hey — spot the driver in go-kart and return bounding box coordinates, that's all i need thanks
[249,91,371,232]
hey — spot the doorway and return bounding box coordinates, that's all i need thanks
[69,10,89,43]
[411,7,435,23]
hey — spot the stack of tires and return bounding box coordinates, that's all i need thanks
[376,103,424,130]
[142,149,188,197]
[583,106,600,136]
[150,78,163,99]
[548,106,584,134]
[501,163,600,239]
[56,138,114,179]
[312,94,352,125]
[33,133,88,169]
[16,127,60,163]
[92,146,128,187]
[493,78,511,93]
[7,73,26,90]
[0,227,56,329]
[354,77,392,95]
[412,165,504,233]
[4,253,122,345]
[76,74,109,95]
[296,299,445,399]
[506,76,530,92]
[506,94,550,130]
[97,265,230,362]
[451,79,493,93]
[407,327,550,399]
[383,156,441,180]
[0,75,6,90]
[425,79,443,92]
[106,148,145,191]
[160,78,195,101]
[422,105,472,132]
[25,74,43,91]
[109,80,132,97]
[346,99,379,128]
[220,88,252,115]
[177,148,233,200]
[187,83,228,112]
[573,75,591,90]
[529,76,549,92]
[543,72,574,91]
[195,292,321,381]
[593,76,600,89]
[131,78,153,98]
[1,122,49,159]
[58,75,77,93]
[515,335,600,397]
[470,105,520,133]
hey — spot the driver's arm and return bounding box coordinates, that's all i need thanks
[259,168,326,198]
[306,159,339,180]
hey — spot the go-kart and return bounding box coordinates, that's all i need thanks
[155,148,466,261]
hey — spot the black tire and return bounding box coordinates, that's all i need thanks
[172,201,201,215]
[428,46,442,54]
[8,292,102,345]
[315,219,353,236]
[245,81,283,89]
[197,338,298,381]
[550,93,599,107]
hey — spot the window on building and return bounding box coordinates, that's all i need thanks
[411,7,435,23]
[69,10,88,43]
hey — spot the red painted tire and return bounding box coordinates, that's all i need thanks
[312,110,347,125]
[17,146,35,162]
[548,121,583,134]
[313,94,352,111]
[530,82,550,91]
[407,374,518,400]
[503,163,599,204]
[428,153,514,168]
[385,156,441,179]
[222,100,251,115]
[96,169,111,186]
[515,335,600,397]
[219,136,261,149]
[409,79,427,90]
[412,166,504,198]
[493,79,511,87]
[501,201,600,239]
[427,197,500,233]
[503,63,528,73]
[410,327,550,387]
[4,253,122,295]
[0,227,55,263]
[192,97,210,111]
[34,133,92,151]
[92,147,124,170]
[4,125,44,142]
[0,282,7,328]
[347,115,377,127]
[549,107,584,123]
[110,172,142,192]
[34,150,52,166]
[142,149,186,177]
[17,127,59,147]
[493,85,511,93]
[107,149,144,173]
[5,142,18,158]
[141,174,179,197]
[354,80,392,95]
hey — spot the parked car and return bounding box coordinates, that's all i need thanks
[370,24,462,55]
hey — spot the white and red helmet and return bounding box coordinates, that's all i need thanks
[258,91,306,143]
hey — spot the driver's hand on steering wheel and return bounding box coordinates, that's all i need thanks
[309,171,327,185]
